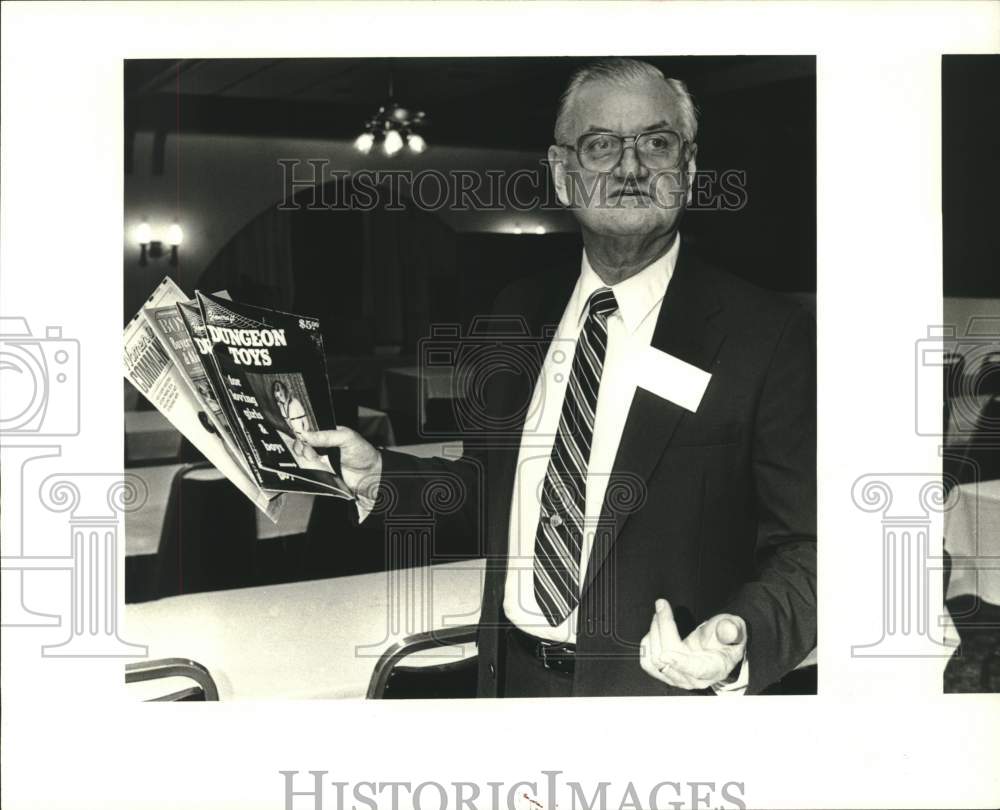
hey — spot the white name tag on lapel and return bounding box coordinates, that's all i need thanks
[633,345,712,413]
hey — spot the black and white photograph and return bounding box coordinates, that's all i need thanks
[2,3,999,810]
[940,53,1000,694]
[121,55,818,699]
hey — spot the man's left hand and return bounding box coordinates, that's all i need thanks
[639,599,747,690]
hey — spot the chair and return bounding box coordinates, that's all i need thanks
[125,658,220,701]
[366,626,816,697]
[367,625,479,699]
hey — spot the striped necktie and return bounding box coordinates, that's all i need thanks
[533,286,619,627]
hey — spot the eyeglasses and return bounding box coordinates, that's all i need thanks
[559,129,688,172]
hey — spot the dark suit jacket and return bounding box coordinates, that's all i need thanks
[372,248,817,696]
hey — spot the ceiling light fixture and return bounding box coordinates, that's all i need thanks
[354,69,428,157]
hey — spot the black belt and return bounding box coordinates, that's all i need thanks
[509,624,576,675]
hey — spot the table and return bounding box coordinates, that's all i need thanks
[943,480,1000,691]
[124,405,397,465]
[124,559,484,699]
[380,366,459,428]
[125,442,464,558]
[125,464,314,558]
[945,479,1000,605]
[124,411,183,464]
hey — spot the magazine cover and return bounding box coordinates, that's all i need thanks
[176,299,256,460]
[143,301,249,472]
[195,290,353,499]
[123,277,285,522]
[171,298,267,484]
[179,296,343,498]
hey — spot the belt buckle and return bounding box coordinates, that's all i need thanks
[537,640,571,671]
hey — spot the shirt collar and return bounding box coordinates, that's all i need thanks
[573,235,680,334]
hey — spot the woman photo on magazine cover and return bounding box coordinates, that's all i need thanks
[273,379,312,443]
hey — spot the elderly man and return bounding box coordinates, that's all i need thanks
[306,58,816,697]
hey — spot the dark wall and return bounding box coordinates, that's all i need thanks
[685,73,816,293]
[943,55,1000,297]
[291,202,582,353]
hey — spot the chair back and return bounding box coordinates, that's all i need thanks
[125,657,220,701]
[367,625,478,699]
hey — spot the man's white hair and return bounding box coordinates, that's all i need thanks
[554,57,699,145]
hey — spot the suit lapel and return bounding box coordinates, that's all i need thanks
[581,250,725,595]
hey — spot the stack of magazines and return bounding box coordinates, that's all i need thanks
[123,277,353,522]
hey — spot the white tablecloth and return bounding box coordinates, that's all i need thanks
[945,479,1000,605]
[125,406,396,464]
[125,442,464,557]
[125,559,484,700]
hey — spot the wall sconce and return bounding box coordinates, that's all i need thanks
[136,221,183,266]
[510,223,547,236]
